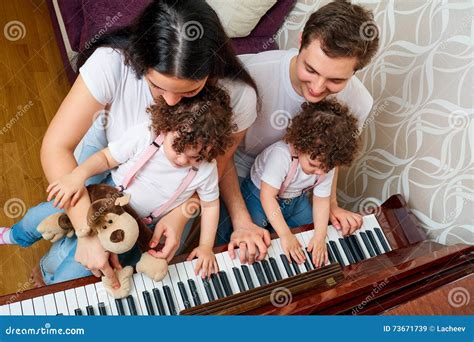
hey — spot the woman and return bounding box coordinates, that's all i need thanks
[36,0,260,288]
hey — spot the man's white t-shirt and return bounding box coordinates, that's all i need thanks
[79,47,258,144]
[250,141,334,199]
[108,122,219,219]
[235,48,373,178]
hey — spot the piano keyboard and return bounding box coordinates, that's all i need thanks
[0,214,391,316]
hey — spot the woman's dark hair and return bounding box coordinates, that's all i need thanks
[148,84,235,162]
[77,0,258,94]
[284,99,360,172]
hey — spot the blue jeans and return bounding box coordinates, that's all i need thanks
[216,177,313,245]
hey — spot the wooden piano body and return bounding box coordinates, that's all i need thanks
[0,194,472,315]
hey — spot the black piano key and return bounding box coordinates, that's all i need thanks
[261,260,276,283]
[115,298,125,316]
[152,288,166,315]
[326,243,336,264]
[253,262,268,286]
[98,302,107,316]
[268,258,283,281]
[177,282,192,309]
[329,241,345,266]
[86,305,95,316]
[163,285,177,315]
[142,291,156,315]
[360,232,376,257]
[348,235,365,261]
[339,238,356,264]
[187,279,202,306]
[351,235,367,260]
[202,278,216,302]
[56,313,63,316]
[280,254,294,277]
[218,271,234,296]
[210,273,225,299]
[291,260,301,274]
[366,230,381,255]
[241,265,255,289]
[74,308,83,316]
[374,228,390,253]
[303,253,313,271]
[126,295,138,316]
[345,236,361,262]
[232,267,247,292]
[306,250,315,268]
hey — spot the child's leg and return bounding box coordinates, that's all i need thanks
[1,201,64,247]
[285,194,313,228]
[240,177,273,230]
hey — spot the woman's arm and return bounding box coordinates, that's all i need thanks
[41,75,121,286]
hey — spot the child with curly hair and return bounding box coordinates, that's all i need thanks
[1,85,235,281]
[241,99,359,268]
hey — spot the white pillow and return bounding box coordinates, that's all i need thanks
[206,0,277,38]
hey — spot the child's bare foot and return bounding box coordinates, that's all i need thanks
[29,265,46,288]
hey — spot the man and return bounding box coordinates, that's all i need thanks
[217,0,379,264]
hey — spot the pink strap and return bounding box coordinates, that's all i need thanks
[118,134,165,191]
[142,167,198,224]
[278,157,326,197]
[0,227,11,244]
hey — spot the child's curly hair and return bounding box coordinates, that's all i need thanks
[148,84,236,162]
[284,99,360,172]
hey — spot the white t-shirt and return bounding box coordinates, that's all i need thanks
[251,141,334,199]
[108,122,219,218]
[235,48,373,178]
[79,47,257,144]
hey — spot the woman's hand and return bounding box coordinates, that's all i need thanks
[186,245,218,278]
[307,235,328,268]
[47,171,86,208]
[280,232,306,264]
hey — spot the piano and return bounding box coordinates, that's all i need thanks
[0,194,472,316]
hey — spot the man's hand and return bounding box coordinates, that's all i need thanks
[228,220,271,264]
[75,235,122,288]
[329,205,362,236]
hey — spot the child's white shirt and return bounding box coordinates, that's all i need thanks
[108,122,219,218]
[250,141,334,199]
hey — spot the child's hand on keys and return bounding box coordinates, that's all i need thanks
[307,236,328,268]
[280,232,306,264]
[186,245,219,279]
[47,172,86,209]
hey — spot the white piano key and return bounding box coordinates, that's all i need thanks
[32,296,46,315]
[54,292,69,316]
[192,258,216,302]
[151,279,170,316]
[0,304,10,315]
[132,273,149,316]
[74,287,89,314]
[327,226,349,266]
[139,273,160,315]
[215,253,237,295]
[184,260,208,304]
[267,240,288,279]
[20,299,35,316]
[175,262,194,308]
[95,282,113,316]
[161,269,180,315]
[64,289,79,316]
[366,214,392,251]
[127,272,144,315]
[271,237,292,277]
[85,284,99,315]
[168,265,186,313]
[220,252,242,293]
[295,232,313,268]
[43,294,57,316]
[235,248,260,288]
[9,302,22,315]
[354,231,371,259]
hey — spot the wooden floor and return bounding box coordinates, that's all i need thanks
[0,0,71,296]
